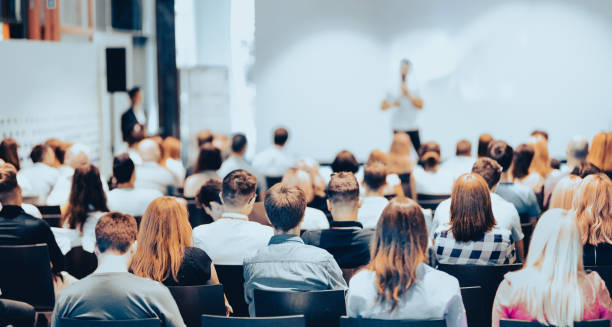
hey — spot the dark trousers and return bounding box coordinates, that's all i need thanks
[0,299,36,327]
[394,129,421,152]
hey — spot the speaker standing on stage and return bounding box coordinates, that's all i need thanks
[381,59,424,151]
[121,87,147,143]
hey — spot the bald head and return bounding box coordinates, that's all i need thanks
[64,144,91,169]
[567,135,589,168]
[138,139,161,163]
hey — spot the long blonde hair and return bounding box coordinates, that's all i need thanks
[573,174,612,245]
[549,175,582,210]
[587,132,612,172]
[130,197,193,283]
[529,138,553,178]
[507,209,585,326]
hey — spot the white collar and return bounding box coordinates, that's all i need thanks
[219,212,249,221]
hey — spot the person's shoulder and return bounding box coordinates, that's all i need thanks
[349,269,375,288]
[422,264,460,288]
[244,220,274,233]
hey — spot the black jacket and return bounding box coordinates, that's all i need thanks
[121,108,139,142]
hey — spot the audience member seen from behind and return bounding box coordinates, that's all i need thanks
[46,144,91,206]
[548,175,582,210]
[331,150,360,175]
[61,164,109,253]
[252,128,294,179]
[413,141,453,195]
[50,212,185,327]
[0,163,65,277]
[477,134,493,158]
[243,184,347,316]
[107,154,162,217]
[441,139,475,180]
[488,140,541,222]
[192,170,273,265]
[161,137,186,185]
[218,133,256,179]
[511,144,543,193]
[387,132,417,198]
[347,197,467,327]
[358,162,389,229]
[281,168,329,230]
[134,139,176,195]
[17,144,59,205]
[433,173,515,265]
[195,179,223,225]
[302,172,374,276]
[574,174,612,266]
[432,158,524,260]
[588,132,612,179]
[543,135,589,208]
[183,143,222,198]
[0,138,20,171]
[44,138,71,168]
[492,209,612,327]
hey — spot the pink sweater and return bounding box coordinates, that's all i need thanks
[492,271,612,327]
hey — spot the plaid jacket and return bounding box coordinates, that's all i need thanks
[433,225,516,265]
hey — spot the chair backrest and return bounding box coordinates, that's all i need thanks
[586,266,612,291]
[460,286,485,327]
[339,316,446,327]
[201,314,305,327]
[265,176,283,189]
[254,289,346,327]
[214,265,249,316]
[416,194,450,210]
[500,319,609,327]
[38,205,62,227]
[185,197,213,228]
[0,244,55,310]
[65,246,98,279]
[58,318,161,327]
[167,284,226,327]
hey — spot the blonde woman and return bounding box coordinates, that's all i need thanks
[549,175,582,210]
[573,174,612,266]
[492,209,612,326]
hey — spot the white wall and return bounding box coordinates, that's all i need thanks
[255,0,612,161]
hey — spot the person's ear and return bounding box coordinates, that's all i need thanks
[327,199,333,212]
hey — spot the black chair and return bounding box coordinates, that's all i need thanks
[58,318,161,327]
[168,284,226,327]
[37,205,62,227]
[0,244,55,311]
[586,265,612,291]
[265,176,283,189]
[340,317,445,326]
[500,319,609,327]
[0,298,36,327]
[201,314,305,327]
[186,197,213,228]
[398,172,413,199]
[460,286,485,327]
[65,246,98,279]
[521,222,536,253]
[437,263,522,326]
[214,265,249,316]
[254,289,346,327]
[416,194,450,211]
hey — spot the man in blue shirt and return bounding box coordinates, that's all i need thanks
[243,183,347,316]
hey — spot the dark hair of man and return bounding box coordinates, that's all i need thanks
[487,140,514,172]
[273,128,289,146]
[450,173,496,242]
[327,171,360,204]
[197,179,222,208]
[0,138,20,171]
[197,130,214,147]
[331,150,360,174]
[364,162,387,191]
[550,158,561,170]
[264,183,306,232]
[62,164,109,231]
[195,143,223,173]
[419,142,441,171]
[231,133,248,153]
[471,157,502,189]
[0,163,18,195]
[30,144,50,163]
[477,134,493,157]
[511,144,535,180]
[368,197,428,311]
[222,169,257,206]
[95,212,138,254]
[571,162,601,178]
[530,130,549,141]
[127,87,141,101]
[113,153,135,184]
[456,140,472,156]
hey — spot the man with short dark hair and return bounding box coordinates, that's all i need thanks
[0,163,65,274]
[243,184,346,316]
[50,212,184,327]
[432,157,525,260]
[18,144,59,204]
[487,140,541,221]
[253,128,294,178]
[302,172,374,271]
[358,162,389,228]
[193,170,273,265]
[217,133,256,179]
[107,154,162,216]
[121,87,146,144]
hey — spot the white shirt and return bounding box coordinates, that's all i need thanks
[164,158,186,185]
[192,212,274,265]
[107,187,163,217]
[47,166,75,206]
[431,193,524,241]
[134,161,176,195]
[18,163,59,205]
[217,156,255,179]
[252,146,294,178]
[412,166,454,195]
[440,156,475,181]
[301,207,330,231]
[358,196,389,229]
[347,265,467,327]
[388,74,421,131]
[183,171,219,198]
[53,211,106,254]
